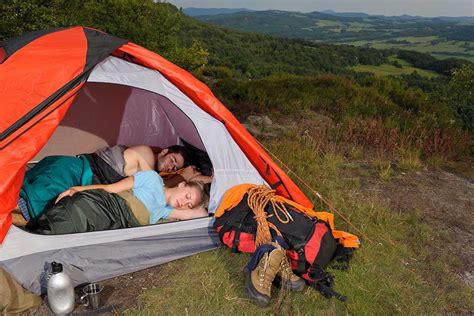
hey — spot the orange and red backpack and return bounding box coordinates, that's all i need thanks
[213,184,360,300]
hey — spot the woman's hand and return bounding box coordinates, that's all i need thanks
[189,174,212,184]
[179,166,202,181]
[55,187,78,204]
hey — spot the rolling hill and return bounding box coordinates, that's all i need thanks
[194,9,474,61]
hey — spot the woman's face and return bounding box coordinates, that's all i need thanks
[168,185,201,210]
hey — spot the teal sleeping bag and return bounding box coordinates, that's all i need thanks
[19,155,93,221]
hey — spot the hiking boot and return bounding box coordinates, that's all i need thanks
[274,268,306,292]
[244,248,286,307]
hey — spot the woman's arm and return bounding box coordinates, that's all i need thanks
[168,207,208,220]
[177,166,212,184]
[55,176,135,203]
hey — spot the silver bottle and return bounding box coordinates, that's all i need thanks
[47,262,75,315]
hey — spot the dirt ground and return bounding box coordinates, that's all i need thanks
[355,164,474,288]
[28,164,473,314]
[29,265,168,314]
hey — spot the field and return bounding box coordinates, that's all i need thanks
[351,55,439,77]
[344,36,474,62]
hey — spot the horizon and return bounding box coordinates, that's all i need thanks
[167,0,474,18]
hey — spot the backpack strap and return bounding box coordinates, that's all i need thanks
[231,228,242,253]
[309,264,347,302]
[313,282,347,302]
[295,245,307,274]
[217,223,230,243]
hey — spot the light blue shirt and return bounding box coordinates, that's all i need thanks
[132,170,173,224]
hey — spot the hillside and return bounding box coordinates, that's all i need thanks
[176,14,389,77]
[195,10,474,61]
[183,7,253,17]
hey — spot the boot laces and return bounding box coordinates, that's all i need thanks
[258,253,272,288]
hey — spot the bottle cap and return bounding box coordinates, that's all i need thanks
[51,262,63,274]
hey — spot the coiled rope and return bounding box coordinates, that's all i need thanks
[247,185,293,247]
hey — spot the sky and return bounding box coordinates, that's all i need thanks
[167,0,474,17]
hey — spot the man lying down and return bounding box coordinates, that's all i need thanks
[28,170,210,235]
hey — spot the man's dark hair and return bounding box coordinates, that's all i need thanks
[167,145,192,167]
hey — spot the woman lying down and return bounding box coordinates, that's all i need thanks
[26,170,210,235]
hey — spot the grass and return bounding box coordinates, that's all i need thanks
[427,156,445,168]
[349,146,364,160]
[351,61,439,77]
[125,130,473,315]
[344,36,474,62]
[374,159,394,180]
[398,148,423,171]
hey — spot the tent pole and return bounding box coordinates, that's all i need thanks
[256,140,373,244]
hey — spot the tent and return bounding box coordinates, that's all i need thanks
[0,27,313,294]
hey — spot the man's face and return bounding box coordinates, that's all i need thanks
[168,184,201,210]
[157,150,185,173]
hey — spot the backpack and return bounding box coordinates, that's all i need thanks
[213,184,360,300]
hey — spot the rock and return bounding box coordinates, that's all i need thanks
[246,115,273,126]
[461,271,474,288]
[243,115,283,138]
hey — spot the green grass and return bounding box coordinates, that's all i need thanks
[314,20,342,28]
[351,63,439,77]
[374,159,395,180]
[125,132,473,315]
[344,36,474,62]
[398,148,423,171]
[344,21,372,32]
[351,55,439,77]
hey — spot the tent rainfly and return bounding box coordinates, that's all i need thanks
[0,27,314,294]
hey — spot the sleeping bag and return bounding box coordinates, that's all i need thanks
[32,189,140,234]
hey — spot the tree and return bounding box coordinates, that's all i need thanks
[449,64,474,132]
[0,0,208,71]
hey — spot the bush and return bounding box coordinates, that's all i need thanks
[203,66,235,79]
[214,74,471,160]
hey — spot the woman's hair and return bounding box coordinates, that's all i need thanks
[185,180,210,209]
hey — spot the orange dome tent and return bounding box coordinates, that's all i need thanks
[0,27,313,294]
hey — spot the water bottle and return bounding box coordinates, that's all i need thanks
[47,262,75,315]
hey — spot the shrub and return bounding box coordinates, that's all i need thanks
[398,148,423,171]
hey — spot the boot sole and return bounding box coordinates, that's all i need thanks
[243,267,271,307]
[290,278,306,292]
